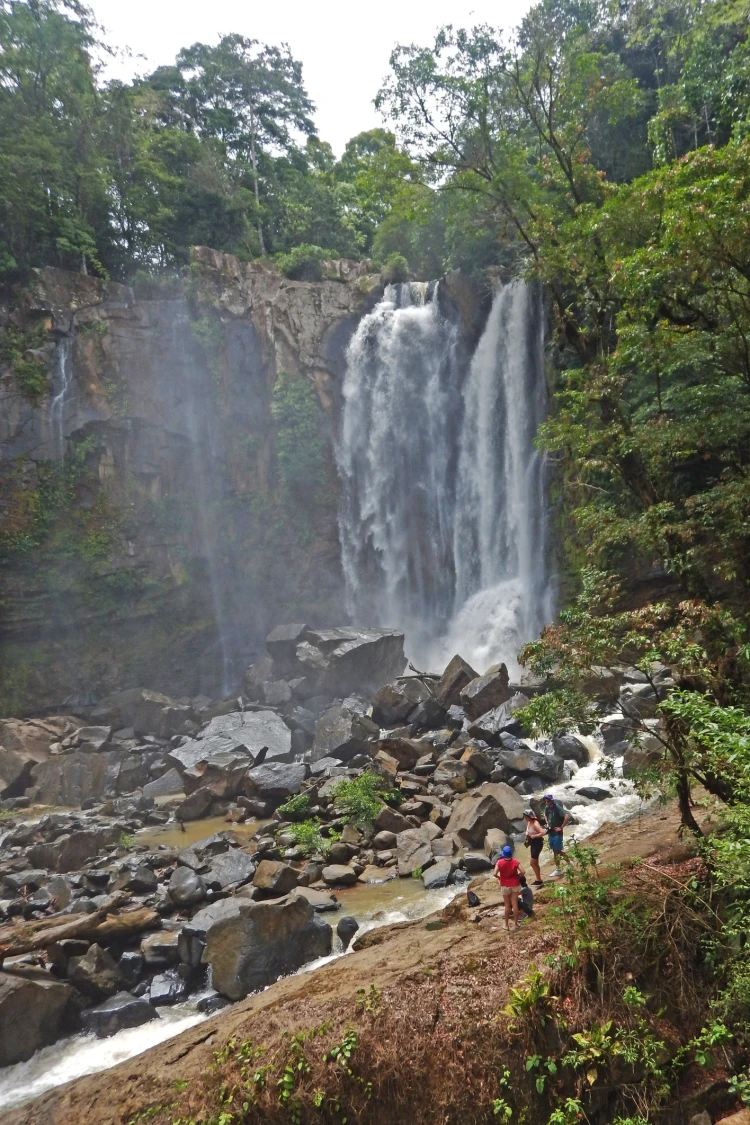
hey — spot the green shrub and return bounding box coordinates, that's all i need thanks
[380,252,409,285]
[271,369,327,501]
[0,322,50,405]
[277,244,334,281]
[514,689,597,738]
[328,772,400,829]
[276,792,312,822]
[285,817,336,857]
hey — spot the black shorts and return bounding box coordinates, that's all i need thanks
[529,837,544,860]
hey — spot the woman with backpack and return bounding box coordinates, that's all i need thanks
[494,844,525,931]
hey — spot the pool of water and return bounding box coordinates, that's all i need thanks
[136,816,270,850]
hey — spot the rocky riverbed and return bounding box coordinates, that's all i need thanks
[0,623,668,1098]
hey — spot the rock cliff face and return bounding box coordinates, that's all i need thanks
[0,254,488,715]
[0,251,383,712]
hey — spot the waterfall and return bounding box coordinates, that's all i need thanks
[49,337,72,458]
[337,280,552,673]
[337,282,464,660]
[173,308,235,695]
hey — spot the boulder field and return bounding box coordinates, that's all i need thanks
[0,626,668,1067]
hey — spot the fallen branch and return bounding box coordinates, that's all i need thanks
[0,891,143,963]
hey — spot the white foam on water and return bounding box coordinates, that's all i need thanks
[0,1002,206,1112]
[543,736,652,846]
[0,884,459,1111]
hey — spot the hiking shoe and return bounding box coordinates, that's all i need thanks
[547,869,563,879]
[533,880,544,887]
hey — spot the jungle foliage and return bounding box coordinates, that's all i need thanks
[0,1,417,284]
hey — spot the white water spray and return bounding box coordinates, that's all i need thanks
[48,337,72,458]
[338,280,553,672]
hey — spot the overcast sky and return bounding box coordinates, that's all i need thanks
[88,0,533,156]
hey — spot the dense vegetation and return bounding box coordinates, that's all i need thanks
[0,0,422,282]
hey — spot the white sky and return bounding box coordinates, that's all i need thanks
[88,0,533,156]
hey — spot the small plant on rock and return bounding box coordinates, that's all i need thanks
[285,818,338,858]
[276,792,312,822]
[328,771,400,829]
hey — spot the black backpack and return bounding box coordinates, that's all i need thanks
[467,890,480,907]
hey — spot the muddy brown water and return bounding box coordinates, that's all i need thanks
[136,816,270,849]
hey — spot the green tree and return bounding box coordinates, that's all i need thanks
[0,0,109,279]
[151,35,315,255]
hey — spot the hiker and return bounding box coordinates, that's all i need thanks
[522,807,546,886]
[518,874,534,918]
[543,793,571,877]
[494,844,525,931]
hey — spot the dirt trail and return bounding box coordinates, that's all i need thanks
[0,798,700,1125]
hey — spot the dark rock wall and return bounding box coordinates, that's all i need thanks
[0,253,489,715]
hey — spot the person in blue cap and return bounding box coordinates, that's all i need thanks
[494,843,525,931]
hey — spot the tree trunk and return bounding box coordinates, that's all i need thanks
[249,112,266,257]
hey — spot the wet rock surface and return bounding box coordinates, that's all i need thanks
[203,896,333,1001]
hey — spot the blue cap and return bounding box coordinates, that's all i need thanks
[501,845,513,858]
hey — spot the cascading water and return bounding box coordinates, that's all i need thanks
[337,282,464,660]
[48,337,72,458]
[338,279,553,673]
[172,308,235,694]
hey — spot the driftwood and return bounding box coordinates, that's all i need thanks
[0,892,159,963]
[90,906,160,941]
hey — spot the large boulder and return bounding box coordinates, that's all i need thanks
[619,680,672,720]
[397,827,435,877]
[27,826,122,873]
[70,725,113,753]
[374,805,413,835]
[370,737,423,771]
[208,849,257,890]
[622,734,664,778]
[0,716,77,797]
[91,688,192,738]
[436,655,479,709]
[265,623,309,667]
[143,767,185,801]
[460,663,512,720]
[168,867,207,907]
[371,678,431,726]
[446,782,525,847]
[182,751,252,799]
[552,734,590,767]
[81,992,158,1038]
[467,693,530,742]
[423,858,456,889]
[243,760,307,800]
[310,627,406,697]
[496,747,565,782]
[30,751,124,806]
[321,864,358,887]
[69,943,122,1001]
[253,859,298,897]
[0,971,73,1065]
[169,711,293,773]
[312,707,379,763]
[203,896,332,1000]
[175,787,214,822]
[244,657,275,700]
